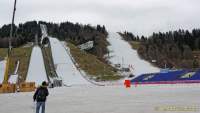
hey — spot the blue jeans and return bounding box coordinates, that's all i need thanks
[36,102,45,113]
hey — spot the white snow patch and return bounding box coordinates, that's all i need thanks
[26,46,48,86]
[107,32,160,77]
[0,60,5,83]
[8,74,18,84]
[49,37,90,86]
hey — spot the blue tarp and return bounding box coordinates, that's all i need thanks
[131,69,200,83]
[177,70,200,80]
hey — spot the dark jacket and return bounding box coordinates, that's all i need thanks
[33,86,49,102]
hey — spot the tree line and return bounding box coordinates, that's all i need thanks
[120,29,200,69]
[0,21,108,60]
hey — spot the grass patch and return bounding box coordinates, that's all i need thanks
[0,48,8,60]
[67,43,122,81]
[129,41,141,50]
[0,47,32,82]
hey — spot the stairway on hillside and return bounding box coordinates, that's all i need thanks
[41,43,62,87]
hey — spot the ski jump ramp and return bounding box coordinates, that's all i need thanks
[49,37,91,86]
[107,32,160,77]
[26,46,48,86]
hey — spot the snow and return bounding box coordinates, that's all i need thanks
[13,60,19,75]
[26,46,48,86]
[8,75,18,84]
[0,60,5,83]
[49,37,90,86]
[0,84,200,113]
[8,61,20,84]
[107,32,160,76]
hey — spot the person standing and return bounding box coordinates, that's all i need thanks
[33,81,49,113]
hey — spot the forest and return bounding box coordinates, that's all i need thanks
[120,29,200,69]
[0,21,108,60]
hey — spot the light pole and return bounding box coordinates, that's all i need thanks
[9,0,17,55]
[4,0,17,83]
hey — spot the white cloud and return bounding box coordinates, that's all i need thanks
[0,0,200,36]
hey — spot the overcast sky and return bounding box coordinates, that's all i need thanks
[0,0,200,36]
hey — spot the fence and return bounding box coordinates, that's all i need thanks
[19,82,36,92]
[0,84,16,93]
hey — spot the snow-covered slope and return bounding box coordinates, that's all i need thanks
[0,60,5,83]
[26,46,48,86]
[49,37,90,86]
[107,32,160,76]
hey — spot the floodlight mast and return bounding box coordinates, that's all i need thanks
[9,0,17,55]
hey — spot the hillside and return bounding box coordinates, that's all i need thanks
[0,41,121,83]
[0,21,109,61]
[0,47,32,83]
[68,43,121,81]
[120,29,200,69]
[107,32,159,76]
